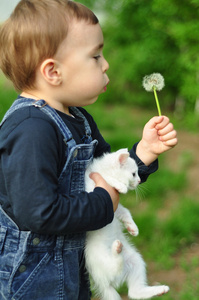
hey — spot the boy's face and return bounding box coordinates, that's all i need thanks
[55,20,109,107]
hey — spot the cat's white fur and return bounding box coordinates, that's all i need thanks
[85,149,169,300]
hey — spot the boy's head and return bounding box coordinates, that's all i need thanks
[0,0,98,91]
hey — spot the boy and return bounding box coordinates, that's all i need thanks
[0,0,177,299]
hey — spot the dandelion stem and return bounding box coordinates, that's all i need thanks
[153,87,162,116]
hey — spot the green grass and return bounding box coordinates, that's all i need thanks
[1,75,199,300]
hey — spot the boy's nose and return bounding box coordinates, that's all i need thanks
[102,58,109,73]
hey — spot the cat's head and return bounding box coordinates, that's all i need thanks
[112,148,141,193]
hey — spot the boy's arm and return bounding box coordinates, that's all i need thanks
[1,117,114,235]
[129,143,158,183]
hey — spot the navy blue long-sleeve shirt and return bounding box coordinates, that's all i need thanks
[0,104,158,235]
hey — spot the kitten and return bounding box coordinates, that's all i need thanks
[85,149,169,300]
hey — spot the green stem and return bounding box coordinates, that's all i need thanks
[153,87,162,116]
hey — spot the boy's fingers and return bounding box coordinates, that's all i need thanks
[145,116,173,131]
[89,172,98,180]
[163,137,178,147]
[155,116,170,130]
[159,130,177,142]
[89,173,109,188]
[89,172,101,184]
[146,116,164,129]
[158,123,174,136]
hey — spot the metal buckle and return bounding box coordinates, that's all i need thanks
[33,100,47,108]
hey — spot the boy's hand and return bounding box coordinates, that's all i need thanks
[136,116,178,166]
[89,173,119,212]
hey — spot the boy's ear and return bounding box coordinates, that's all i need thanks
[40,59,62,86]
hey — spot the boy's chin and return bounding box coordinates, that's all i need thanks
[83,96,99,106]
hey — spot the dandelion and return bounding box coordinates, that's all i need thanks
[142,73,165,116]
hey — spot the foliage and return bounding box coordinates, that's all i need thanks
[80,0,199,118]
[0,73,17,119]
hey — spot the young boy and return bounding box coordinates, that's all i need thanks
[0,0,177,299]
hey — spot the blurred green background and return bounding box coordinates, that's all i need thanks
[83,0,199,131]
[0,0,199,299]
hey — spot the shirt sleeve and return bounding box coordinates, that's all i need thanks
[1,116,113,234]
[129,142,158,183]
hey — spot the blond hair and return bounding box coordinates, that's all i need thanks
[0,0,98,91]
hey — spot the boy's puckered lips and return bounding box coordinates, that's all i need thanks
[104,80,110,91]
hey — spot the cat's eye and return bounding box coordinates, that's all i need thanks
[132,173,136,177]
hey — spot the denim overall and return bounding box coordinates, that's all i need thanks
[0,98,98,300]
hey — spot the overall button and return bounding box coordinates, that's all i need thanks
[33,237,40,246]
[19,265,26,273]
[73,149,78,158]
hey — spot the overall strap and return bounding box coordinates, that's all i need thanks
[35,100,76,148]
[0,98,94,181]
[0,98,75,147]
[1,98,36,126]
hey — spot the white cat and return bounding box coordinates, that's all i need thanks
[85,149,169,300]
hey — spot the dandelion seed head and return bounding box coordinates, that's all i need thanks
[143,73,165,92]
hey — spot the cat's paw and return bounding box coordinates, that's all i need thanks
[126,222,139,236]
[112,240,123,254]
[114,183,128,194]
[118,187,128,194]
[156,285,170,296]
[128,285,169,299]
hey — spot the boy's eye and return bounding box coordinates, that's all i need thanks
[93,55,101,61]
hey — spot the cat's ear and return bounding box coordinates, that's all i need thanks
[119,153,129,165]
